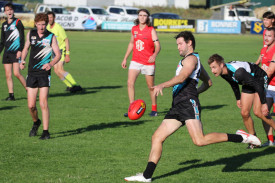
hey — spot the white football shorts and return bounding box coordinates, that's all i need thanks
[129,61,155,76]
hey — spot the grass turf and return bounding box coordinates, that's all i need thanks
[0,31,274,183]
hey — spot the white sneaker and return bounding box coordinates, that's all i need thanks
[236,130,261,146]
[124,173,152,182]
[261,141,274,147]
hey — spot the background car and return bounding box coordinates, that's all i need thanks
[73,6,117,28]
[106,6,138,22]
[151,12,182,19]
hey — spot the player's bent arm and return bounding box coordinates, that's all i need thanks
[21,31,31,61]
[223,76,241,101]
[50,36,61,67]
[64,38,70,53]
[152,29,161,57]
[266,61,275,78]
[158,56,197,89]
[20,31,31,70]
[266,54,275,78]
[197,63,212,94]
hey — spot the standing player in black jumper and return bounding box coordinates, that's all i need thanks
[0,3,26,100]
[20,13,60,140]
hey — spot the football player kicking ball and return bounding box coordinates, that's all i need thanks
[124,31,260,182]
[20,13,61,140]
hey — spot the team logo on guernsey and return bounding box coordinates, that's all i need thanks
[31,36,37,45]
[10,24,15,30]
[3,25,7,31]
[136,40,144,51]
[42,39,50,46]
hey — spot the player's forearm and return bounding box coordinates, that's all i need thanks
[161,75,187,89]
[153,42,161,57]
[50,54,61,67]
[21,49,28,61]
[197,80,212,94]
[65,38,70,51]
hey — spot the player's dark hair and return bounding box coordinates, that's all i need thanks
[134,9,151,27]
[175,31,196,50]
[4,3,14,10]
[46,11,56,18]
[266,27,275,34]
[263,11,275,19]
[208,54,224,65]
[35,13,49,24]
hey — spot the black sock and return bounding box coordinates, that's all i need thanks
[227,134,243,143]
[143,162,156,179]
[9,93,14,97]
[43,130,49,134]
[34,119,41,126]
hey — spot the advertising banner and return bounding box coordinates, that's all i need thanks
[55,14,97,30]
[153,18,195,32]
[196,20,241,34]
[250,21,264,35]
[101,21,134,31]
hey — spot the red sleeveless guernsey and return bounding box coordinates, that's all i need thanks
[131,25,155,65]
[261,44,275,86]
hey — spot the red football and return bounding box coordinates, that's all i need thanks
[128,99,146,120]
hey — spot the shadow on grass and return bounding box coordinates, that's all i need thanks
[1,97,27,101]
[49,85,123,98]
[201,104,227,110]
[0,106,18,110]
[153,147,275,181]
[52,120,149,138]
[49,90,97,98]
[84,86,123,90]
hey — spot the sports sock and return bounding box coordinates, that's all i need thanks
[152,105,157,112]
[9,93,14,97]
[62,78,72,87]
[227,134,243,143]
[33,119,41,126]
[143,161,156,179]
[43,130,49,134]
[268,135,274,142]
[64,72,77,86]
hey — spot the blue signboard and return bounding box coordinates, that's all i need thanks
[101,21,134,31]
[250,21,264,34]
[196,20,241,34]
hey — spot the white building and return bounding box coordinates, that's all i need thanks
[43,0,189,9]
[43,0,114,7]
[115,0,189,9]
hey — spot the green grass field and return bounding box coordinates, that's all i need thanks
[0,31,274,183]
